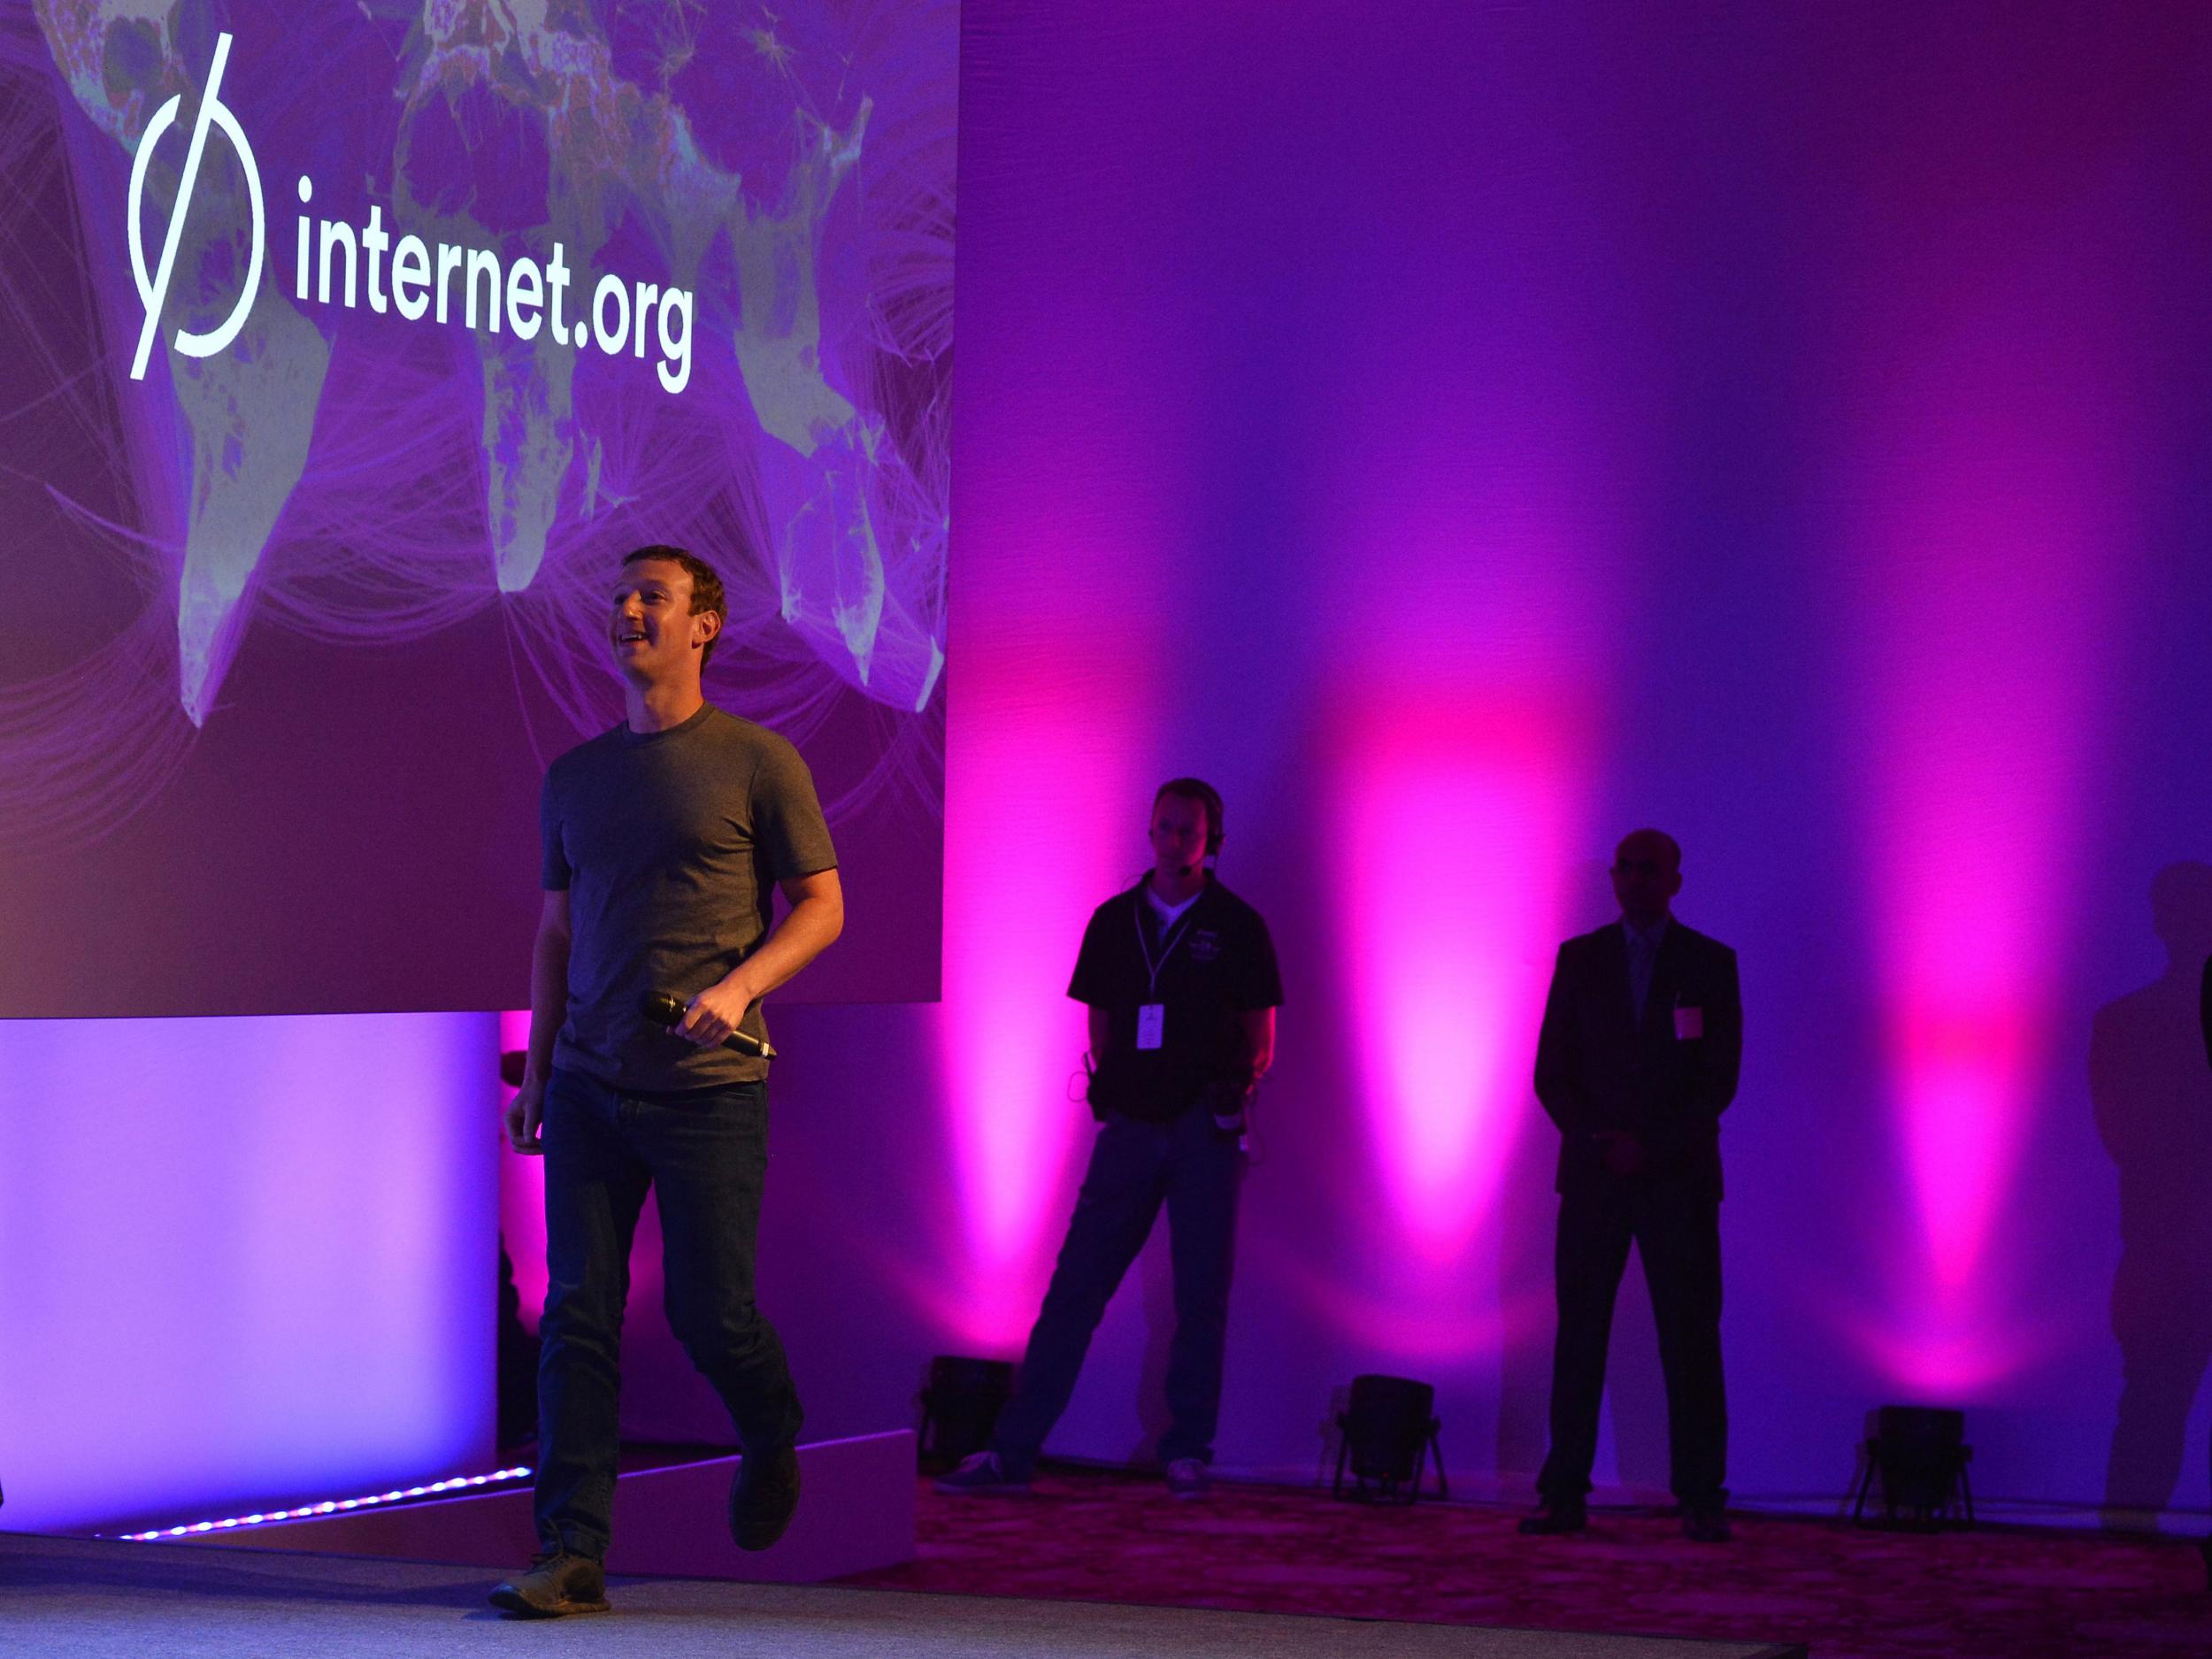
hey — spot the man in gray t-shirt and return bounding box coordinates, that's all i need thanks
[493,545,843,1620]
[541,703,836,1091]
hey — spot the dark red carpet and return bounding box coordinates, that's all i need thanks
[841,1468,2212,1658]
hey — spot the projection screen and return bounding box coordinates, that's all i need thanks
[0,1,953,1015]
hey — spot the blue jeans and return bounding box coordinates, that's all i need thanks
[533,1067,801,1558]
[990,1109,1244,1475]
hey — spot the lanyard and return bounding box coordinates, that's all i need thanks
[1134,893,1201,999]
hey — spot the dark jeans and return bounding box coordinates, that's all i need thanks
[1537,1178,1727,1510]
[533,1067,801,1559]
[990,1109,1244,1476]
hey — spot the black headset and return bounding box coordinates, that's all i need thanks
[1155,778,1225,862]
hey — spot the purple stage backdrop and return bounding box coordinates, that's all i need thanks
[9,0,2212,1543]
[0,1,951,1015]
[605,0,2212,1525]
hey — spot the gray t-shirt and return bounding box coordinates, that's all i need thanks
[541,703,837,1089]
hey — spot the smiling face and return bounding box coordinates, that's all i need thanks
[610,557,718,682]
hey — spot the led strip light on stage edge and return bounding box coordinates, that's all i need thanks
[110,1465,534,1540]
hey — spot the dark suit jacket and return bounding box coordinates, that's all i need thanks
[1534,919,1743,1201]
[2201,955,2211,1069]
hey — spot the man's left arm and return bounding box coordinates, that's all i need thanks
[1235,911,1285,1087]
[2200,953,2211,1070]
[1241,1008,1277,1083]
[1642,944,1740,1164]
[680,869,844,1045]
[1689,943,1743,1121]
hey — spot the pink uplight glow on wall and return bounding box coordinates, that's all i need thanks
[933,599,1164,1346]
[1842,1306,2060,1402]
[1841,186,2140,1389]
[1888,1000,2039,1301]
[1260,1247,1555,1369]
[935,717,1117,1348]
[929,103,1202,1345]
[1339,695,1581,1266]
[936,666,1168,1345]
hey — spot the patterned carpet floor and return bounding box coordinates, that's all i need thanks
[841,1468,2212,1659]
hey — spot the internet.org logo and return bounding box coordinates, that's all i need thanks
[127,32,697,396]
[128,32,260,382]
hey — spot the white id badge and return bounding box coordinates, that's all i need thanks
[1136,1003,1165,1050]
[1673,1004,1704,1041]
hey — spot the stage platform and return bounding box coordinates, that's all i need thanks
[850,1465,2212,1659]
[157,1431,916,1586]
[0,1531,1803,1658]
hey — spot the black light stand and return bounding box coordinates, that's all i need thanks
[1851,1405,1973,1529]
[1332,1374,1448,1505]
[916,1356,1015,1470]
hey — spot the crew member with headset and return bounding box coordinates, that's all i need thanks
[937,779,1283,1501]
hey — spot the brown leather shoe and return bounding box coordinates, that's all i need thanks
[488,1551,611,1617]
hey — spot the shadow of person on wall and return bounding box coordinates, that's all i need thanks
[2093,861,2212,1529]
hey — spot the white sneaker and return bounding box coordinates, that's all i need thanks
[1164,1457,1209,1500]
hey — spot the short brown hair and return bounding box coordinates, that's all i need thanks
[1154,778,1225,856]
[622,544,726,667]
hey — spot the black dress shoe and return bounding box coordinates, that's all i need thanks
[1517,1500,1588,1536]
[1683,1506,1732,1543]
[729,1444,802,1551]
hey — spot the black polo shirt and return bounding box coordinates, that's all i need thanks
[1068,874,1284,1122]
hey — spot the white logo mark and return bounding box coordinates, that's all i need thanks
[128,32,263,381]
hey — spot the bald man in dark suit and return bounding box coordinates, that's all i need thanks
[1522,829,1743,1543]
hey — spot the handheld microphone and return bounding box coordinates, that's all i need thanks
[641,990,777,1059]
